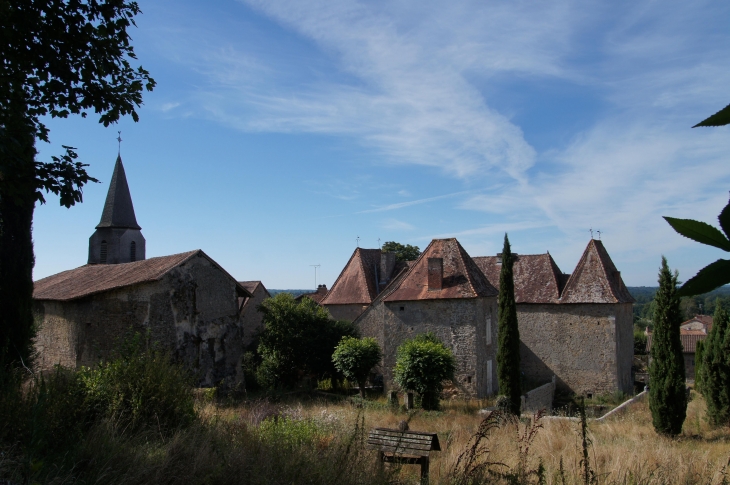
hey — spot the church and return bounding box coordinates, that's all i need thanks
[33,155,252,388]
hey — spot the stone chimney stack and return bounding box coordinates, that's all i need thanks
[427,257,443,291]
[380,251,396,286]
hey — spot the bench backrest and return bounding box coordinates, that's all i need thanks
[367,428,441,457]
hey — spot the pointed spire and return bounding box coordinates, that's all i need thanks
[96,155,141,230]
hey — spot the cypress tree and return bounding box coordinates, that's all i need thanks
[695,340,705,394]
[648,257,686,436]
[703,303,730,426]
[497,233,521,415]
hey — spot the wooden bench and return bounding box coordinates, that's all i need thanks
[367,428,441,484]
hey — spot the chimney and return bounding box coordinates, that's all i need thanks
[316,284,327,295]
[380,251,396,285]
[428,258,443,291]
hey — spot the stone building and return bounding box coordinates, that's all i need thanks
[354,239,499,398]
[33,155,253,387]
[343,238,634,397]
[321,248,406,321]
[646,315,712,380]
[475,239,635,395]
[295,284,329,304]
[238,280,271,347]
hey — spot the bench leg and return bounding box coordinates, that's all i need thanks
[420,457,429,485]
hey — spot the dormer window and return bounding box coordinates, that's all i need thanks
[130,241,136,262]
[100,241,108,263]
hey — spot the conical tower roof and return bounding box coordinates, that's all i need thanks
[96,155,141,230]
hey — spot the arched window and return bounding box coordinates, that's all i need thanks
[100,240,108,264]
[130,241,137,262]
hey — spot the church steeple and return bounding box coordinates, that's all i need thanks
[96,155,141,230]
[88,154,146,264]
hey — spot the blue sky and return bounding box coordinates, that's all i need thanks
[33,0,730,289]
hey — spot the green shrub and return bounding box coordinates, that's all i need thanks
[332,336,382,399]
[633,330,647,355]
[79,332,195,432]
[394,332,455,410]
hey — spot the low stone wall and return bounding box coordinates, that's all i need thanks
[521,375,556,414]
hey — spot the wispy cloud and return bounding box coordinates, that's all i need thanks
[382,219,416,231]
[357,191,471,213]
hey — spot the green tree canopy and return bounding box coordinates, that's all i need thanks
[0,0,155,369]
[332,337,382,399]
[496,233,521,415]
[648,257,687,436]
[256,294,356,389]
[393,332,455,410]
[381,241,421,262]
[700,302,730,426]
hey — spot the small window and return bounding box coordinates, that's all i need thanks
[100,240,108,263]
[466,376,472,384]
[586,393,593,400]
[486,314,492,345]
[130,241,137,262]
[400,306,405,311]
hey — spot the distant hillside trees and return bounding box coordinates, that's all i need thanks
[648,257,686,436]
[497,233,521,416]
[381,241,421,262]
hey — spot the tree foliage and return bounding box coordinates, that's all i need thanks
[256,294,357,389]
[497,233,521,415]
[393,332,455,410]
[381,241,421,262]
[332,337,382,399]
[648,257,686,436]
[699,303,730,426]
[0,0,155,369]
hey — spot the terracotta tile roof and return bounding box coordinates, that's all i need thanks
[321,248,383,305]
[34,250,252,302]
[560,240,635,304]
[296,285,329,304]
[384,239,497,301]
[646,332,707,353]
[473,253,564,304]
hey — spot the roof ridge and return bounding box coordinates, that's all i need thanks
[454,240,478,297]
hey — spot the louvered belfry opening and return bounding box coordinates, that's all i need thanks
[130,241,136,262]
[100,241,108,264]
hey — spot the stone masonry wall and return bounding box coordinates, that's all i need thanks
[33,254,244,388]
[356,297,498,398]
[521,376,556,414]
[240,285,270,348]
[517,303,633,395]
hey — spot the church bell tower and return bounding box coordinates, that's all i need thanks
[88,155,146,264]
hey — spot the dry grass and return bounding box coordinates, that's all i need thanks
[6,391,730,484]
[201,391,730,485]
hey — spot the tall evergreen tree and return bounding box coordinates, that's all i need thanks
[648,257,687,436]
[497,233,521,415]
[702,303,730,426]
[695,339,705,394]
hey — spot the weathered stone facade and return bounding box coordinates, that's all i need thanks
[358,297,498,397]
[239,281,271,348]
[516,303,633,395]
[34,251,251,387]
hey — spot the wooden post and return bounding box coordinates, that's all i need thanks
[420,457,429,485]
[406,392,414,409]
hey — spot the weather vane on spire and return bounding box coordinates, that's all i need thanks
[589,227,594,239]
[356,236,360,248]
[117,131,122,155]
[597,230,602,240]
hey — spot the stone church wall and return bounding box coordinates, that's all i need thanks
[517,303,633,395]
[240,285,270,348]
[33,254,244,388]
[356,297,498,398]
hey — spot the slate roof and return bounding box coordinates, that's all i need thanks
[96,155,141,230]
[34,250,252,302]
[473,253,565,304]
[321,249,383,305]
[560,240,635,304]
[238,281,269,297]
[384,239,497,301]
